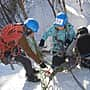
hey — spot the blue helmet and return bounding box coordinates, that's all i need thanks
[54,12,68,27]
[24,18,39,32]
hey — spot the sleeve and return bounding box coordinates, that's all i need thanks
[67,23,76,41]
[41,25,55,40]
[19,36,42,64]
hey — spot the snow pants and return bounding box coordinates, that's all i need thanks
[15,55,34,78]
[52,52,65,67]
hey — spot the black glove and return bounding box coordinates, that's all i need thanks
[40,62,47,68]
[39,39,45,47]
[66,39,72,45]
[77,27,88,35]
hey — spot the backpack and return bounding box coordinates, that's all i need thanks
[0,24,23,60]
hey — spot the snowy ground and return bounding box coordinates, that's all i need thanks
[0,53,90,90]
[0,63,90,90]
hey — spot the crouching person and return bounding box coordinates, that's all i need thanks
[0,18,47,82]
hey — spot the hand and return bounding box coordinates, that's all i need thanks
[40,61,53,76]
[40,62,47,68]
[66,39,72,45]
[39,39,45,47]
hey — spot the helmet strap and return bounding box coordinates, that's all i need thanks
[25,30,33,36]
[24,24,33,36]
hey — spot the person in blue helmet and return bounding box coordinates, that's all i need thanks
[0,18,47,82]
[39,12,76,68]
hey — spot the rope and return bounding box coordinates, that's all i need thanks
[47,0,56,17]
[58,0,63,11]
[62,0,67,13]
[69,68,86,90]
[7,56,15,70]
[0,1,13,23]
[78,0,83,12]
[0,3,9,25]
[40,66,58,90]
[18,0,28,19]
[40,49,85,90]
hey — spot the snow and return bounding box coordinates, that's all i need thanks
[0,63,90,90]
[1,0,90,90]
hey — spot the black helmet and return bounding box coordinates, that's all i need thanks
[77,27,88,35]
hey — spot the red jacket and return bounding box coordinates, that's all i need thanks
[0,24,23,60]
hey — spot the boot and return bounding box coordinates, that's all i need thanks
[32,68,39,74]
[27,75,40,82]
[26,68,39,77]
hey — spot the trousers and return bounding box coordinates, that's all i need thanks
[15,55,34,78]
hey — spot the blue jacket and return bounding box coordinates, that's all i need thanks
[41,23,76,52]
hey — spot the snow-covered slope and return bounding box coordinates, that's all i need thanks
[0,63,90,90]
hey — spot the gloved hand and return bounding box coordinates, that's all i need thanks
[40,61,53,76]
[40,62,47,68]
[39,39,45,47]
[66,39,72,45]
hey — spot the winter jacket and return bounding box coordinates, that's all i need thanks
[41,23,76,52]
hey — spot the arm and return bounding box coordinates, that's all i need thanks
[67,23,76,41]
[19,35,42,64]
[39,25,55,47]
